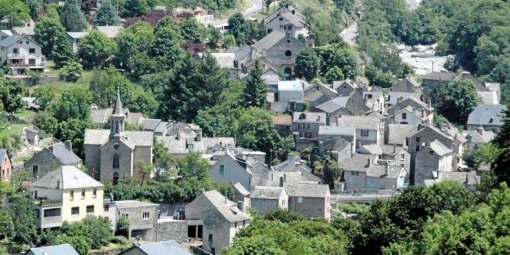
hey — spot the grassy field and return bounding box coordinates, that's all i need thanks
[28,70,93,96]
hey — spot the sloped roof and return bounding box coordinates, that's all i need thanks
[115,200,158,209]
[366,164,404,179]
[357,144,383,155]
[467,104,506,126]
[84,130,153,148]
[133,240,192,255]
[292,112,326,124]
[272,115,292,125]
[251,186,285,199]
[278,80,303,91]
[0,34,24,47]
[254,30,286,51]
[429,140,452,156]
[233,182,250,196]
[387,92,421,106]
[388,124,417,145]
[284,183,329,198]
[337,115,379,130]
[318,126,355,136]
[50,142,82,165]
[67,32,88,39]
[464,129,495,144]
[316,96,350,113]
[0,149,7,161]
[422,72,457,81]
[30,165,103,190]
[29,244,79,255]
[201,190,250,222]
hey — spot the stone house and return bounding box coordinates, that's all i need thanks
[272,155,322,184]
[232,182,250,208]
[292,112,327,150]
[342,154,407,193]
[337,115,383,146]
[392,76,421,93]
[264,5,308,39]
[467,104,506,132]
[185,190,250,254]
[25,127,40,146]
[84,93,153,184]
[0,149,11,182]
[387,97,434,125]
[25,142,82,180]
[115,200,159,240]
[421,72,458,87]
[464,129,496,151]
[119,240,192,255]
[414,140,454,186]
[28,244,79,255]
[285,183,331,221]
[363,91,385,113]
[333,79,361,96]
[304,82,337,109]
[315,93,368,125]
[0,34,45,76]
[210,153,253,191]
[250,186,288,215]
[271,80,305,112]
[29,166,107,229]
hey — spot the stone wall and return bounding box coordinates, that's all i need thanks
[155,219,188,242]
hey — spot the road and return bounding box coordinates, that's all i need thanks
[212,0,264,27]
[340,22,358,46]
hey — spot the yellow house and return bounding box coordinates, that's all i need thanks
[29,165,107,229]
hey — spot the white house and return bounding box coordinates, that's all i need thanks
[0,34,45,76]
[67,32,88,53]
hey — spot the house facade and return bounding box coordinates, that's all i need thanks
[337,115,383,146]
[115,200,159,240]
[0,149,11,182]
[210,153,253,192]
[285,183,331,221]
[25,142,82,180]
[0,34,45,76]
[414,140,454,186]
[250,186,288,215]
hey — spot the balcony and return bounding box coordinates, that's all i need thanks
[35,199,63,229]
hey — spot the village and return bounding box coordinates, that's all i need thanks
[0,0,509,254]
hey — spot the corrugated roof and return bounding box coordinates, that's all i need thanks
[30,165,103,189]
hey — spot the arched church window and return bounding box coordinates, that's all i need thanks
[113,172,119,185]
[113,154,119,169]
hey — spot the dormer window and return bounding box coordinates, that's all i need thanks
[299,113,306,120]
[489,118,494,123]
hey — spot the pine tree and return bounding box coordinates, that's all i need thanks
[243,60,267,108]
[122,0,149,17]
[60,0,88,32]
[94,0,120,26]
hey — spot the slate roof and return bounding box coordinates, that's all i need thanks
[201,190,250,223]
[143,118,162,131]
[429,140,452,156]
[387,92,421,106]
[115,200,158,209]
[366,164,404,179]
[464,129,495,144]
[318,126,355,136]
[130,240,192,255]
[337,115,379,130]
[292,112,326,124]
[467,104,506,127]
[394,77,420,92]
[343,154,377,171]
[29,244,79,255]
[157,136,234,155]
[387,124,417,145]
[30,165,103,189]
[0,34,24,47]
[316,96,350,113]
[254,30,286,50]
[0,149,6,162]
[422,72,457,82]
[357,144,383,155]
[251,186,285,199]
[233,182,250,196]
[50,142,82,165]
[67,32,88,39]
[284,183,330,198]
[84,130,153,148]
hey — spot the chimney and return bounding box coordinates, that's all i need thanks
[279,176,284,187]
[224,196,228,204]
[65,140,72,151]
[237,201,244,211]
[195,129,202,142]
[366,158,371,167]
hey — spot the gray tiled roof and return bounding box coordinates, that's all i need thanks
[67,32,88,39]
[251,186,285,199]
[467,104,506,126]
[254,30,286,50]
[386,92,421,106]
[233,182,250,196]
[318,126,355,136]
[422,72,457,82]
[115,200,158,209]
[292,112,326,123]
[429,140,452,156]
[30,165,103,189]
[29,244,79,255]
[0,34,23,47]
[284,183,330,198]
[388,124,417,145]
[337,115,379,130]
[343,154,377,171]
[0,149,6,162]
[202,190,250,223]
[357,144,383,155]
[278,80,304,92]
[51,142,82,165]
[366,164,404,179]
[464,129,495,144]
[143,118,162,131]
[84,130,153,148]
[316,97,349,113]
[134,240,192,255]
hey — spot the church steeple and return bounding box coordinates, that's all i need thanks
[111,88,125,137]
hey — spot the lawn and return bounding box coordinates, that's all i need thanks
[28,70,93,96]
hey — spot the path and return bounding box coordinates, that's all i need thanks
[340,22,358,46]
[212,0,264,27]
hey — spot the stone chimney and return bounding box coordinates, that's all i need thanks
[237,201,244,211]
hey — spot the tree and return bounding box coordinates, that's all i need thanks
[264,209,306,223]
[0,209,14,240]
[8,195,38,245]
[34,16,69,62]
[180,18,206,43]
[21,0,40,19]
[264,0,274,13]
[227,13,265,45]
[365,65,396,88]
[122,0,149,17]
[325,66,345,83]
[78,29,117,69]
[59,60,83,82]
[94,0,120,26]
[136,160,152,185]
[115,22,154,70]
[207,24,222,49]
[52,87,92,122]
[243,60,267,108]
[0,78,24,113]
[116,215,130,237]
[0,0,29,28]
[322,155,342,189]
[295,48,321,81]
[33,86,56,110]
[59,0,88,32]
[493,105,510,184]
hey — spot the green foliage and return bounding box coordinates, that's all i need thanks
[263,209,306,223]
[0,210,14,240]
[122,0,150,17]
[20,0,40,19]
[365,65,396,88]
[52,87,91,122]
[207,24,222,49]
[338,203,369,215]
[227,13,266,46]
[242,60,267,108]
[325,66,345,83]
[78,29,117,69]
[115,22,155,71]
[59,60,83,82]
[59,0,88,32]
[0,0,30,28]
[294,48,321,81]
[94,0,120,26]
[424,79,480,124]
[493,105,510,184]
[33,86,56,110]
[8,195,38,245]
[0,78,24,113]
[179,18,207,43]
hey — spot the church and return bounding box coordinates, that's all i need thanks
[84,92,153,184]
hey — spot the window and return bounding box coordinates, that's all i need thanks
[71,207,79,215]
[13,48,18,54]
[93,188,97,198]
[70,190,74,200]
[142,211,150,219]
[416,145,420,152]
[360,129,369,137]
[32,165,39,177]
[81,189,85,199]
[28,59,35,65]
[104,204,110,212]
[299,113,306,120]
[416,137,420,143]
[34,190,38,199]
[86,205,94,213]
[44,208,61,218]
[26,40,29,44]
[219,165,224,176]
[430,150,435,155]
[208,234,213,245]
[18,41,22,44]
[114,143,119,149]
[297,197,303,203]
[113,172,119,185]
[234,222,237,228]
[29,48,35,54]
[285,50,292,57]
[243,220,246,226]
[113,154,119,169]
[402,113,407,119]
[367,94,373,99]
